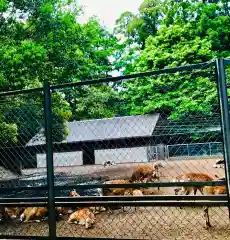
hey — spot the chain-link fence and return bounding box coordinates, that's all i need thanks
[166,142,223,160]
[0,89,49,237]
[0,59,229,240]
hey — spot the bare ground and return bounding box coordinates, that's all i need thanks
[1,207,229,239]
[22,157,226,181]
[1,157,229,239]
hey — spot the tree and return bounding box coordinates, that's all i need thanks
[117,0,230,120]
[71,84,121,120]
[114,0,163,49]
[0,0,122,145]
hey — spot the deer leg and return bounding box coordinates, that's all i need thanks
[199,188,204,195]
[194,188,197,195]
[179,188,190,209]
[156,174,160,191]
[204,207,212,228]
[174,187,182,209]
[185,189,191,195]
[107,207,113,214]
[24,216,30,223]
[191,188,200,209]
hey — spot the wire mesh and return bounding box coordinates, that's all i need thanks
[43,62,228,238]
[0,61,229,240]
[0,90,49,237]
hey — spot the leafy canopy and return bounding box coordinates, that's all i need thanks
[116,0,230,120]
[0,0,122,144]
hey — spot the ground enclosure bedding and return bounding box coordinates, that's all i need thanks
[0,158,228,239]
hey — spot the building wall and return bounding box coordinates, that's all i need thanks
[37,152,83,168]
[36,147,148,167]
[95,147,148,164]
[35,142,223,168]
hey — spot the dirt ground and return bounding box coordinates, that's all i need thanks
[1,207,229,239]
[22,157,226,181]
[1,157,229,240]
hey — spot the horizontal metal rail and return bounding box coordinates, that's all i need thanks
[57,195,227,201]
[55,200,228,207]
[0,87,43,97]
[51,61,215,90]
[52,180,226,189]
[0,180,226,193]
[224,59,230,65]
[0,132,220,154]
[0,200,227,207]
[0,202,47,207]
[0,61,215,97]
[0,236,132,240]
[0,195,227,203]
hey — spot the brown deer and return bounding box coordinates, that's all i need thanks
[67,208,96,229]
[103,179,132,212]
[20,207,48,223]
[173,172,218,195]
[131,162,163,183]
[203,185,226,228]
[1,207,24,221]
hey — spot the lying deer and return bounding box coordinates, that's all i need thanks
[20,207,48,223]
[69,190,106,215]
[103,179,131,212]
[67,208,96,229]
[1,207,24,222]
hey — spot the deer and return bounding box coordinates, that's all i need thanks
[131,162,163,182]
[0,207,24,222]
[102,179,131,212]
[67,207,96,229]
[203,185,227,228]
[173,172,219,196]
[131,162,163,191]
[103,160,116,167]
[213,159,225,169]
[20,207,48,223]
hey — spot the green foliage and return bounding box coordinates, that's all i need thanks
[0,0,121,145]
[1,40,47,89]
[0,122,18,144]
[117,0,230,120]
[115,0,163,48]
[51,92,72,142]
[72,85,121,120]
[1,0,230,146]
[0,0,7,11]
[4,103,42,144]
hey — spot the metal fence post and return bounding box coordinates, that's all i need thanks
[216,58,230,218]
[43,80,56,238]
[187,144,189,157]
[209,143,211,156]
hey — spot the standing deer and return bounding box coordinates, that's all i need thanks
[173,172,218,195]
